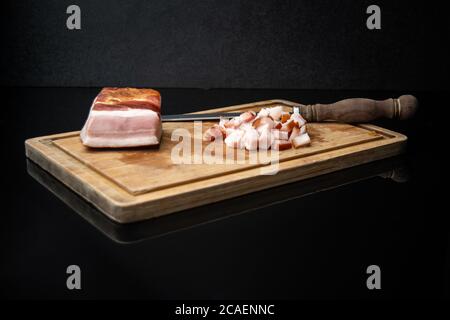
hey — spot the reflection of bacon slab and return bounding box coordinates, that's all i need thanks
[80,88,162,148]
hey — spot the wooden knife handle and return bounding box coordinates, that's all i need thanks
[300,95,418,123]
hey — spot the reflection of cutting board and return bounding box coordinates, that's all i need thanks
[25,99,407,223]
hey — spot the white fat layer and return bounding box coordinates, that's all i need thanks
[80,132,160,148]
[293,133,311,148]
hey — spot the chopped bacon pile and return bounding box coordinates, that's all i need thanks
[203,106,311,150]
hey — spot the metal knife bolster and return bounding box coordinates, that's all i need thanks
[161,112,243,122]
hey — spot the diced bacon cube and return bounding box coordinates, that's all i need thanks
[292,133,311,148]
[280,112,290,123]
[271,129,289,140]
[203,124,225,141]
[268,106,283,121]
[271,139,292,151]
[239,111,257,123]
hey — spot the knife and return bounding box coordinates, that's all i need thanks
[162,95,418,123]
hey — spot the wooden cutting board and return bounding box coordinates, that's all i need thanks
[25,99,407,223]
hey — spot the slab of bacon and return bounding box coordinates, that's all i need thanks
[203,106,310,150]
[80,87,162,148]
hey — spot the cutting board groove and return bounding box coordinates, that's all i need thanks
[25,99,406,223]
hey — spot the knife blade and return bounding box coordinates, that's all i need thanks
[162,112,244,122]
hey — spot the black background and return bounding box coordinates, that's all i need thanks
[1,88,446,300]
[2,0,448,90]
[1,0,448,302]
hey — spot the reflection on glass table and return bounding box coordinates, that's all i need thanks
[27,156,409,244]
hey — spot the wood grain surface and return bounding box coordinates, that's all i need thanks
[25,99,407,223]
